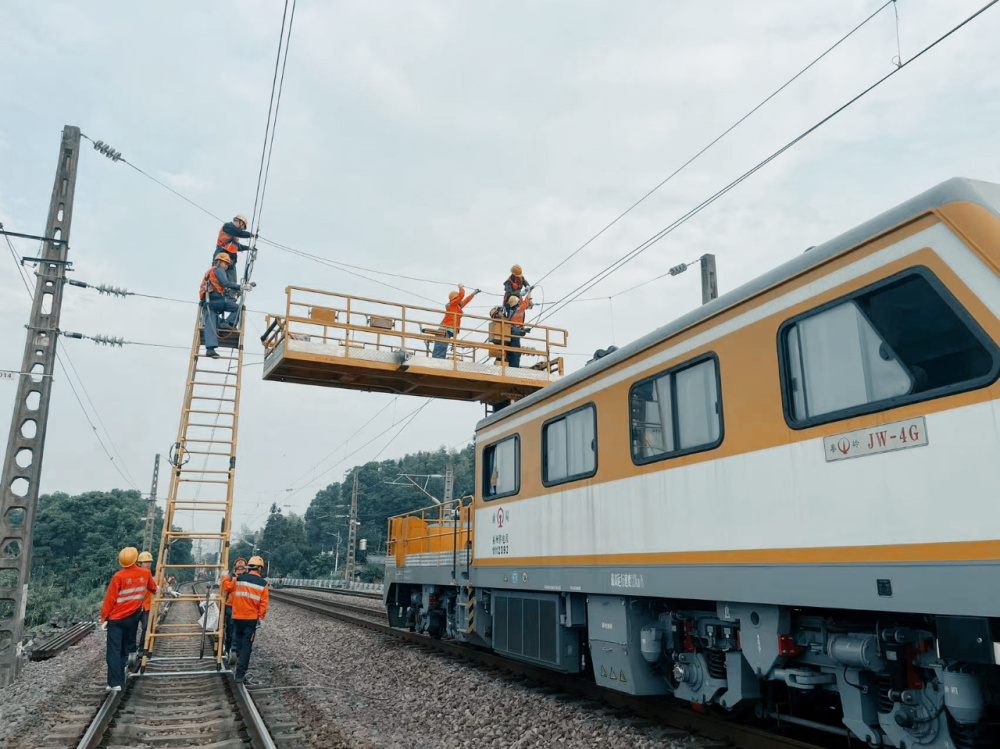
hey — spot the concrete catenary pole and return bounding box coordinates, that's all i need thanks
[700,253,718,305]
[344,471,359,583]
[142,454,161,552]
[0,126,81,686]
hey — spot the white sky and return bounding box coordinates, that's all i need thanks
[2,0,999,533]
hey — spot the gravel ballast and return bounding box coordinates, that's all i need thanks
[252,601,701,749]
[0,628,107,748]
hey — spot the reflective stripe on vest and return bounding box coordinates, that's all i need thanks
[200,268,225,300]
[217,227,237,253]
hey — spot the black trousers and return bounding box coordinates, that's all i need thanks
[223,606,233,652]
[136,609,149,652]
[232,618,258,680]
[106,610,140,688]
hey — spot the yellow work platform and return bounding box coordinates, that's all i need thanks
[261,287,567,405]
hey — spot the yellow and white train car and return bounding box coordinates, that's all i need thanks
[385,178,1000,748]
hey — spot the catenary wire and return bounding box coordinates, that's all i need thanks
[537,0,1000,324]
[531,0,896,289]
[251,0,291,233]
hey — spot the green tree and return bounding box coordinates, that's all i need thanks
[28,489,160,625]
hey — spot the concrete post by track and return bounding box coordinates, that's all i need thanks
[0,126,81,687]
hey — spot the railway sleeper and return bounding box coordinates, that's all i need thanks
[387,582,1000,749]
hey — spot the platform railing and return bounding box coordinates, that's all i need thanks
[386,496,473,569]
[262,287,567,377]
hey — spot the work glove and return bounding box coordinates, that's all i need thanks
[473,288,481,295]
[101,620,108,631]
[240,281,256,293]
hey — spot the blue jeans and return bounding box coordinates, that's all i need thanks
[504,328,524,368]
[432,330,454,359]
[203,296,240,349]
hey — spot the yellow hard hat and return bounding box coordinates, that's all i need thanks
[215,253,232,265]
[248,555,264,568]
[448,291,460,300]
[508,295,520,306]
[119,547,139,567]
[137,551,154,563]
[234,557,247,566]
[511,264,522,276]
[234,215,248,225]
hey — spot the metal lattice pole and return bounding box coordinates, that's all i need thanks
[0,126,81,686]
[344,471,359,583]
[142,454,161,552]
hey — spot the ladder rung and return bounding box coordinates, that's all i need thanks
[176,468,232,474]
[184,409,235,416]
[190,396,237,402]
[181,450,233,456]
[191,372,238,380]
[176,479,230,485]
[180,438,234,444]
[186,423,235,429]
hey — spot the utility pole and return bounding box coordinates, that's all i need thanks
[142,454,160,552]
[0,126,81,687]
[443,464,454,504]
[700,253,718,305]
[344,471,359,584]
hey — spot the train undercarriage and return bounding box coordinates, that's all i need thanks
[386,582,1000,748]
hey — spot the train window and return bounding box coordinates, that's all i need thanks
[629,354,723,464]
[482,435,519,500]
[542,403,597,486]
[780,267,999,427]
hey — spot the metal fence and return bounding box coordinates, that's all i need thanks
[268,578,384,594]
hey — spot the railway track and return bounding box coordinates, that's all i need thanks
[269,588,832,749]
[76,588,306,749]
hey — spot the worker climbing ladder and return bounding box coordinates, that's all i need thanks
[143,300,246,669]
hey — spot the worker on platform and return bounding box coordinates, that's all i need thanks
[221,555,269,682]
[221,557,247,657]
[432,286,480,359]
[200,253,243,359]
[503,265,530,301]
[501,292,532,368]
[215,214,257,288]
[131,551,155,656]
[101,546,157,692]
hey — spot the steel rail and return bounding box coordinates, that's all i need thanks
[232,676,280,749]
[269,589,829,749]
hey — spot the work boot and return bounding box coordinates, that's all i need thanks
[205,348,220,359]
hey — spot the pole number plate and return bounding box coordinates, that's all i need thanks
[823,416,928,462]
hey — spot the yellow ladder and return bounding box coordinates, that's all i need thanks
[143,303,245,668]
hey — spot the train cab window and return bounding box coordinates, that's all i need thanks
[780,268,999,427]
[542,404,597,486]
[482,435,519,500]
[629,354,723,464]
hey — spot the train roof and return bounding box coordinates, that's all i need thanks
[476,176,1000,432]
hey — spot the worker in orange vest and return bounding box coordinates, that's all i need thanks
[101,547,157,692]
[131,551,155,657]
[501,292,532,368]
[214,214,257,288]
[221,555,269,682]
[199,253,243,359]
[432,286,480,359]
[221,557,247,657]
[503,265,530,302]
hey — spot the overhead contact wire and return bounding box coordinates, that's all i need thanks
[532,0,895,289]
[538,0,1000,323]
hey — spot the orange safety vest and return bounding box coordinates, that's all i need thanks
[101,566,157,621]
[505,275,527,296]
[199,267,226,300]
[222,571,269,620]
[440,291,473,331]
[216,226,239,258]
[506,297,530,327]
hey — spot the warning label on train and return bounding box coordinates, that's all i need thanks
[823,416,928,462]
